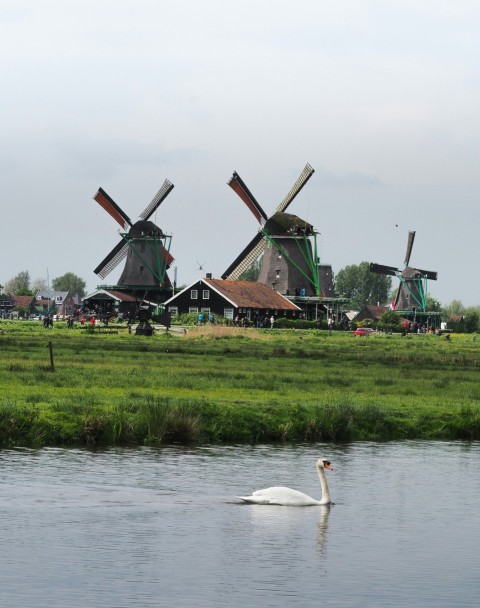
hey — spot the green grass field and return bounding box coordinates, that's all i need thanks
[1,320,479,446]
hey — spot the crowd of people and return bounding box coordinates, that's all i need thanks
[233,315,275,328]
[402,321,439,334]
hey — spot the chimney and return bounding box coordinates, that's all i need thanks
[206,273,212,280]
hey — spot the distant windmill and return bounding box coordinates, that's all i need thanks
[92,179,174,293]
[222,164,322,296]
[369,231,438,312]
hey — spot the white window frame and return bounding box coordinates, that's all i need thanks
[169,306,178,317]
[189,306,199,314]
[202,290,210,299]
[224,308,234,319]
[191,290,198,299]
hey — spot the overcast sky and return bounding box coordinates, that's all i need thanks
[1,1,479,305]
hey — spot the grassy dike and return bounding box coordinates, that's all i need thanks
[1,320,480,446]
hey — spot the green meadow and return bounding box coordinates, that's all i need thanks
[1,320,480,446]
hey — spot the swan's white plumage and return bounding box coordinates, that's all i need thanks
[237,458,332,506]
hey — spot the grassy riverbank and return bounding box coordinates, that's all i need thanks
[1,321,480,446]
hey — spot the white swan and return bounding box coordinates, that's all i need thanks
[237,458,333,506]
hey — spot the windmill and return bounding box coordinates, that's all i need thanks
[92,179,175,296]
[369,230,438,312]
[222,163,322,296]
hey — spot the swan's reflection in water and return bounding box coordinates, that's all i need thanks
[315,505,331,556]
[240,502,332,558]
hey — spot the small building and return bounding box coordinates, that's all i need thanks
[36,291,82,318]
[0,296,15,317]
[34,298,54,316]
[445,314,464,332]
[82,289,142,319]
[12,295,36,317]
[353,305,389,323]
[163,276,302,323]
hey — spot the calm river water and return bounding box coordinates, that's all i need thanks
[0,441,479,608]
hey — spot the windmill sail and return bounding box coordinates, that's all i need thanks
[227,172,268,224]
[222,233,265,280]
[276,163,315,213]
[93,188,131,230]
[369,262,399,276]
[140,179,174,221]
[404,231,416,267]
[94,240,129,279]
[416,268,438,281]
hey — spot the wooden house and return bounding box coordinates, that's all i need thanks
[163,276,301,324]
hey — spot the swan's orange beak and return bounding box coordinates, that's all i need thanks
[324,463,333,471]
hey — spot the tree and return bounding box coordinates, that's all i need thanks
[52,272,87,297]
[239,256,262,281]
[3,270,31,295]
[31,277,48,294]
[464,310,480,333]
[335,262,392,310]
[426,295,442,312]
[444,299,465,316]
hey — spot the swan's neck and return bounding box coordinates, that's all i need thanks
[316,463,331,504]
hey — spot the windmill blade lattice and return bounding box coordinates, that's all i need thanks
[139,179,174,221]
[94,240,129,279]
[275,163,315,213]
[222,233,265,280]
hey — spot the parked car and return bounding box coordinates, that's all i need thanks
[353,327,374,337]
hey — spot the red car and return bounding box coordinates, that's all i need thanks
[353,327,374,337]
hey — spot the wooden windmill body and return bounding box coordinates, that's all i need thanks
[222,164,323,297]
[91,179,175,300]
[369,231,437,312]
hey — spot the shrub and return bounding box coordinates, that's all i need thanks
[377,310,403,333]
[359,319,375,328]
[464,311,480,334]
[274,318,318,329]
